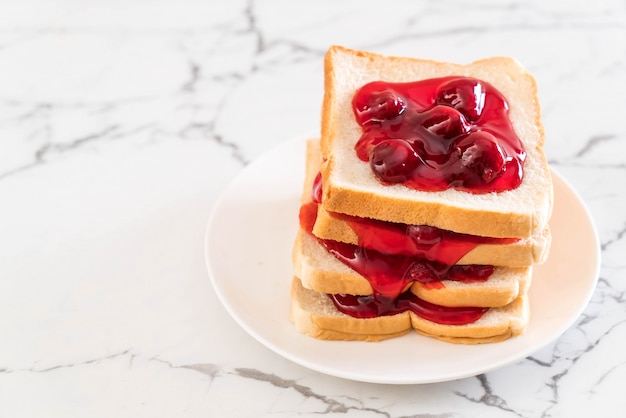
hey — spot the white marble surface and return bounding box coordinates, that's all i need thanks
[0,0,624,416]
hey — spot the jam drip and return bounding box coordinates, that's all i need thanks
[342,213,517,264]
[299,170,495,326]
[320,238,494,298]
[352,77,526,193]
[329,292,488,324]
[299,202,494,299]
[298,204,491,325]
[308,172,517,264]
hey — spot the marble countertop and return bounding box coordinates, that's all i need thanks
[1,0,624,416]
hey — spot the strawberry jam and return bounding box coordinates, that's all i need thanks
[329,292,488,324]
[320,238,493,298]
[340,212,518,264]
[299,202,318,235]
[298,203,494,299]
[309,172,518,264]
[352,76,525,193]
[298,203,491,325]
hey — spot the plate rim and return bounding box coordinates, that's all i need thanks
[204,135,601,384]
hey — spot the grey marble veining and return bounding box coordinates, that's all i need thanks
[0,0,625,416]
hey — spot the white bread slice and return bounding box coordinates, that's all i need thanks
[312,205,551,266]
[290,276,412,342]
[320,46,553,239]
[293,228,532,308]
[409,294,529,344]
[411,268,531,309]
[290,277,529,344]
[302,138,551,267]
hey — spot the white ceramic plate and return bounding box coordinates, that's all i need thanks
[205,135,600,384]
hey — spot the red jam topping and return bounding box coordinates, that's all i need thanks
[352,77,526,193]
[298,204,491,325]
[320,238,494,297]
[312,172,323,203]
[341,212,517,264]
[329,292,488,324]
[298,202,493,298]
[309,172,517,264]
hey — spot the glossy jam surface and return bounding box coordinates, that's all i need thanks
[321,238,494,298]
[299,202,318,235]
[300,171,494,325]
[310,172,517,264]
[352,77,526,193]
[341,212,517,264]
[312,172,323,204]
[298,204,491,325]
[298,202,493,299]
[329,292,488,324]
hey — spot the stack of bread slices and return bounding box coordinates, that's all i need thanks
[290,46,553,344]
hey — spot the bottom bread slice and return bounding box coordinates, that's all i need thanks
[290,277,529,344]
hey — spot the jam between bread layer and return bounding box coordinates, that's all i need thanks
[299,203,490,325]
[328,292,488,324]
[352,76,526,193]
[299,202,494,297]
[337,212,518,264]
[311,172,518,265]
